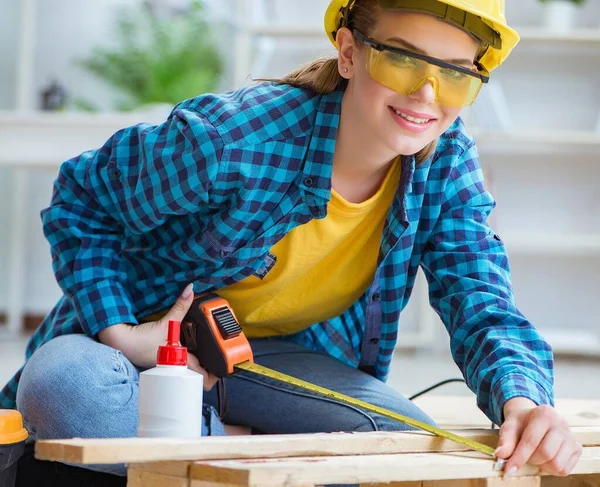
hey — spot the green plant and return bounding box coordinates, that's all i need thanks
[76,0,222,111]
[539,0,586,4]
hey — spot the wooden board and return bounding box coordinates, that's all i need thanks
[542,475,600,487]
[363,480,543,487]
[192,483,258,487]
[127,468,188,487]
[127,462,190,487]
[362,479,600,487]
[35,427,599,465]
[188,448,600,487]
[413,397,600,429]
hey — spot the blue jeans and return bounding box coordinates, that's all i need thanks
[16,334,435,478]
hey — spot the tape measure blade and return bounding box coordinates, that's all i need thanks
[234,361,496,457]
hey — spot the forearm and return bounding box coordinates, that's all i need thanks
[98,322,166,369]
[97,323,132,349]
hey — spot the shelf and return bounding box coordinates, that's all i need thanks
[541,329,600,357]
[248,26,326,38]
[475,130,600,145]
[0,110,168,168]
[502,233,600,256]
[517,28,600,43]
[472,130,600,155]
[0,110,598,167]
[247,26,600,43]
[0,110,167,127]
[12,115,598,146]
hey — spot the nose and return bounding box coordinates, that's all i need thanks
[408,77,437,105]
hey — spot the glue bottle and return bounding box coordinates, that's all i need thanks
[137,320,203,438]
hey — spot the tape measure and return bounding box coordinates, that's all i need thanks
[236,361,500,460]
[181,293,504,469]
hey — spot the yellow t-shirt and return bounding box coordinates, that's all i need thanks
[218,160,401,338]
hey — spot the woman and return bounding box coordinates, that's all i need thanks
[2,0,581,479]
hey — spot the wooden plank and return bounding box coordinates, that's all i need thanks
[542,475,600,487]
[361,483,422,487]
[361,484,422,487]
[360,476,600,487]
[364,481,542,487]
[360,483,422,487]
[127,461,190,478]
[413,397,600,429]
[127,465,189,487]
[35,427,599,465]
[189,448,600,487]
[35,430,496,464]
[445,479,541,487]
[192,484,316,487]
[192,482,260,487]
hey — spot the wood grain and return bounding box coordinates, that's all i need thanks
[35,427,599,465]
[188,448,600,486]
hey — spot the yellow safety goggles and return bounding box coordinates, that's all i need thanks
[354,30,489,108]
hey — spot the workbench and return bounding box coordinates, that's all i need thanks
[35,396,600,487]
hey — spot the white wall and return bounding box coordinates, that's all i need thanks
[1,0,600,340]
[0,0,143,313]
[0,0,19,109]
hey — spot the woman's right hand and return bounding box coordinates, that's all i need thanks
[97,283,219,391]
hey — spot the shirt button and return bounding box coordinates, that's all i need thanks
[113,170,121,178]
[220,250,231,258]
[304,177,314,187]
[372,292,380,302]
[370,338,380,345]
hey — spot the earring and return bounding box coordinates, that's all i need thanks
[343,67,349,73]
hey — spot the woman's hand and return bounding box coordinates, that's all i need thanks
[495,397,583,477]
[97,283,219,391]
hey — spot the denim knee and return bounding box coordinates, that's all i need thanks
[17,334,139,440]
[346,391,437,433]
[368,397,437,432]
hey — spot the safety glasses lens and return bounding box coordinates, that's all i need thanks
[366,48,483,107]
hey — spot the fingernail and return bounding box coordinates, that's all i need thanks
[504,467,518,477]
[181,282,194,298]
[494,447,501,456]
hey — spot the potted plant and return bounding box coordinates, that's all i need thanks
[75,0,222,112]
[539,0,586,32]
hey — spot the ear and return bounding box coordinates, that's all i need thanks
[336,27,357,79]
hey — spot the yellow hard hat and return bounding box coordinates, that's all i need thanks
[324,0,520,72]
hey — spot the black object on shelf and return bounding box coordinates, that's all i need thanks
[40,80,68,111]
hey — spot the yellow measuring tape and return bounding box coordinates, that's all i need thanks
[236,361,504,469]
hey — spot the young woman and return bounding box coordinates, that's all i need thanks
[2,0,581,479]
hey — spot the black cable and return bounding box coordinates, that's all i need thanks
[409,378,499,429]
[408,378,466,401]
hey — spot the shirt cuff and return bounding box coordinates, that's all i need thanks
[490,373,555,426]
[72,280,138,337]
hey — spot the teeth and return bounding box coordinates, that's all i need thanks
[391,107,430,124]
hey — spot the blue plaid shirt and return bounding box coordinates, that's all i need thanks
[1,82,554,425]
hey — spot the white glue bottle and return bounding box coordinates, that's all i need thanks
[137,320,204,438]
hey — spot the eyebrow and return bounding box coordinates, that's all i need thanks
[385,37,475,66]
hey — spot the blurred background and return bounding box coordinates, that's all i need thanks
[1,0,599,401]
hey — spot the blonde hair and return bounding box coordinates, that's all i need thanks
[272,0,437,164]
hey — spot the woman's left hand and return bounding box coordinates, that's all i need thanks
[495,397,583,477]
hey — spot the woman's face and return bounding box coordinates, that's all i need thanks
[340,10,480,156]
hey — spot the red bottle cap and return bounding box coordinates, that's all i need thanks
[156,320,188,366]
